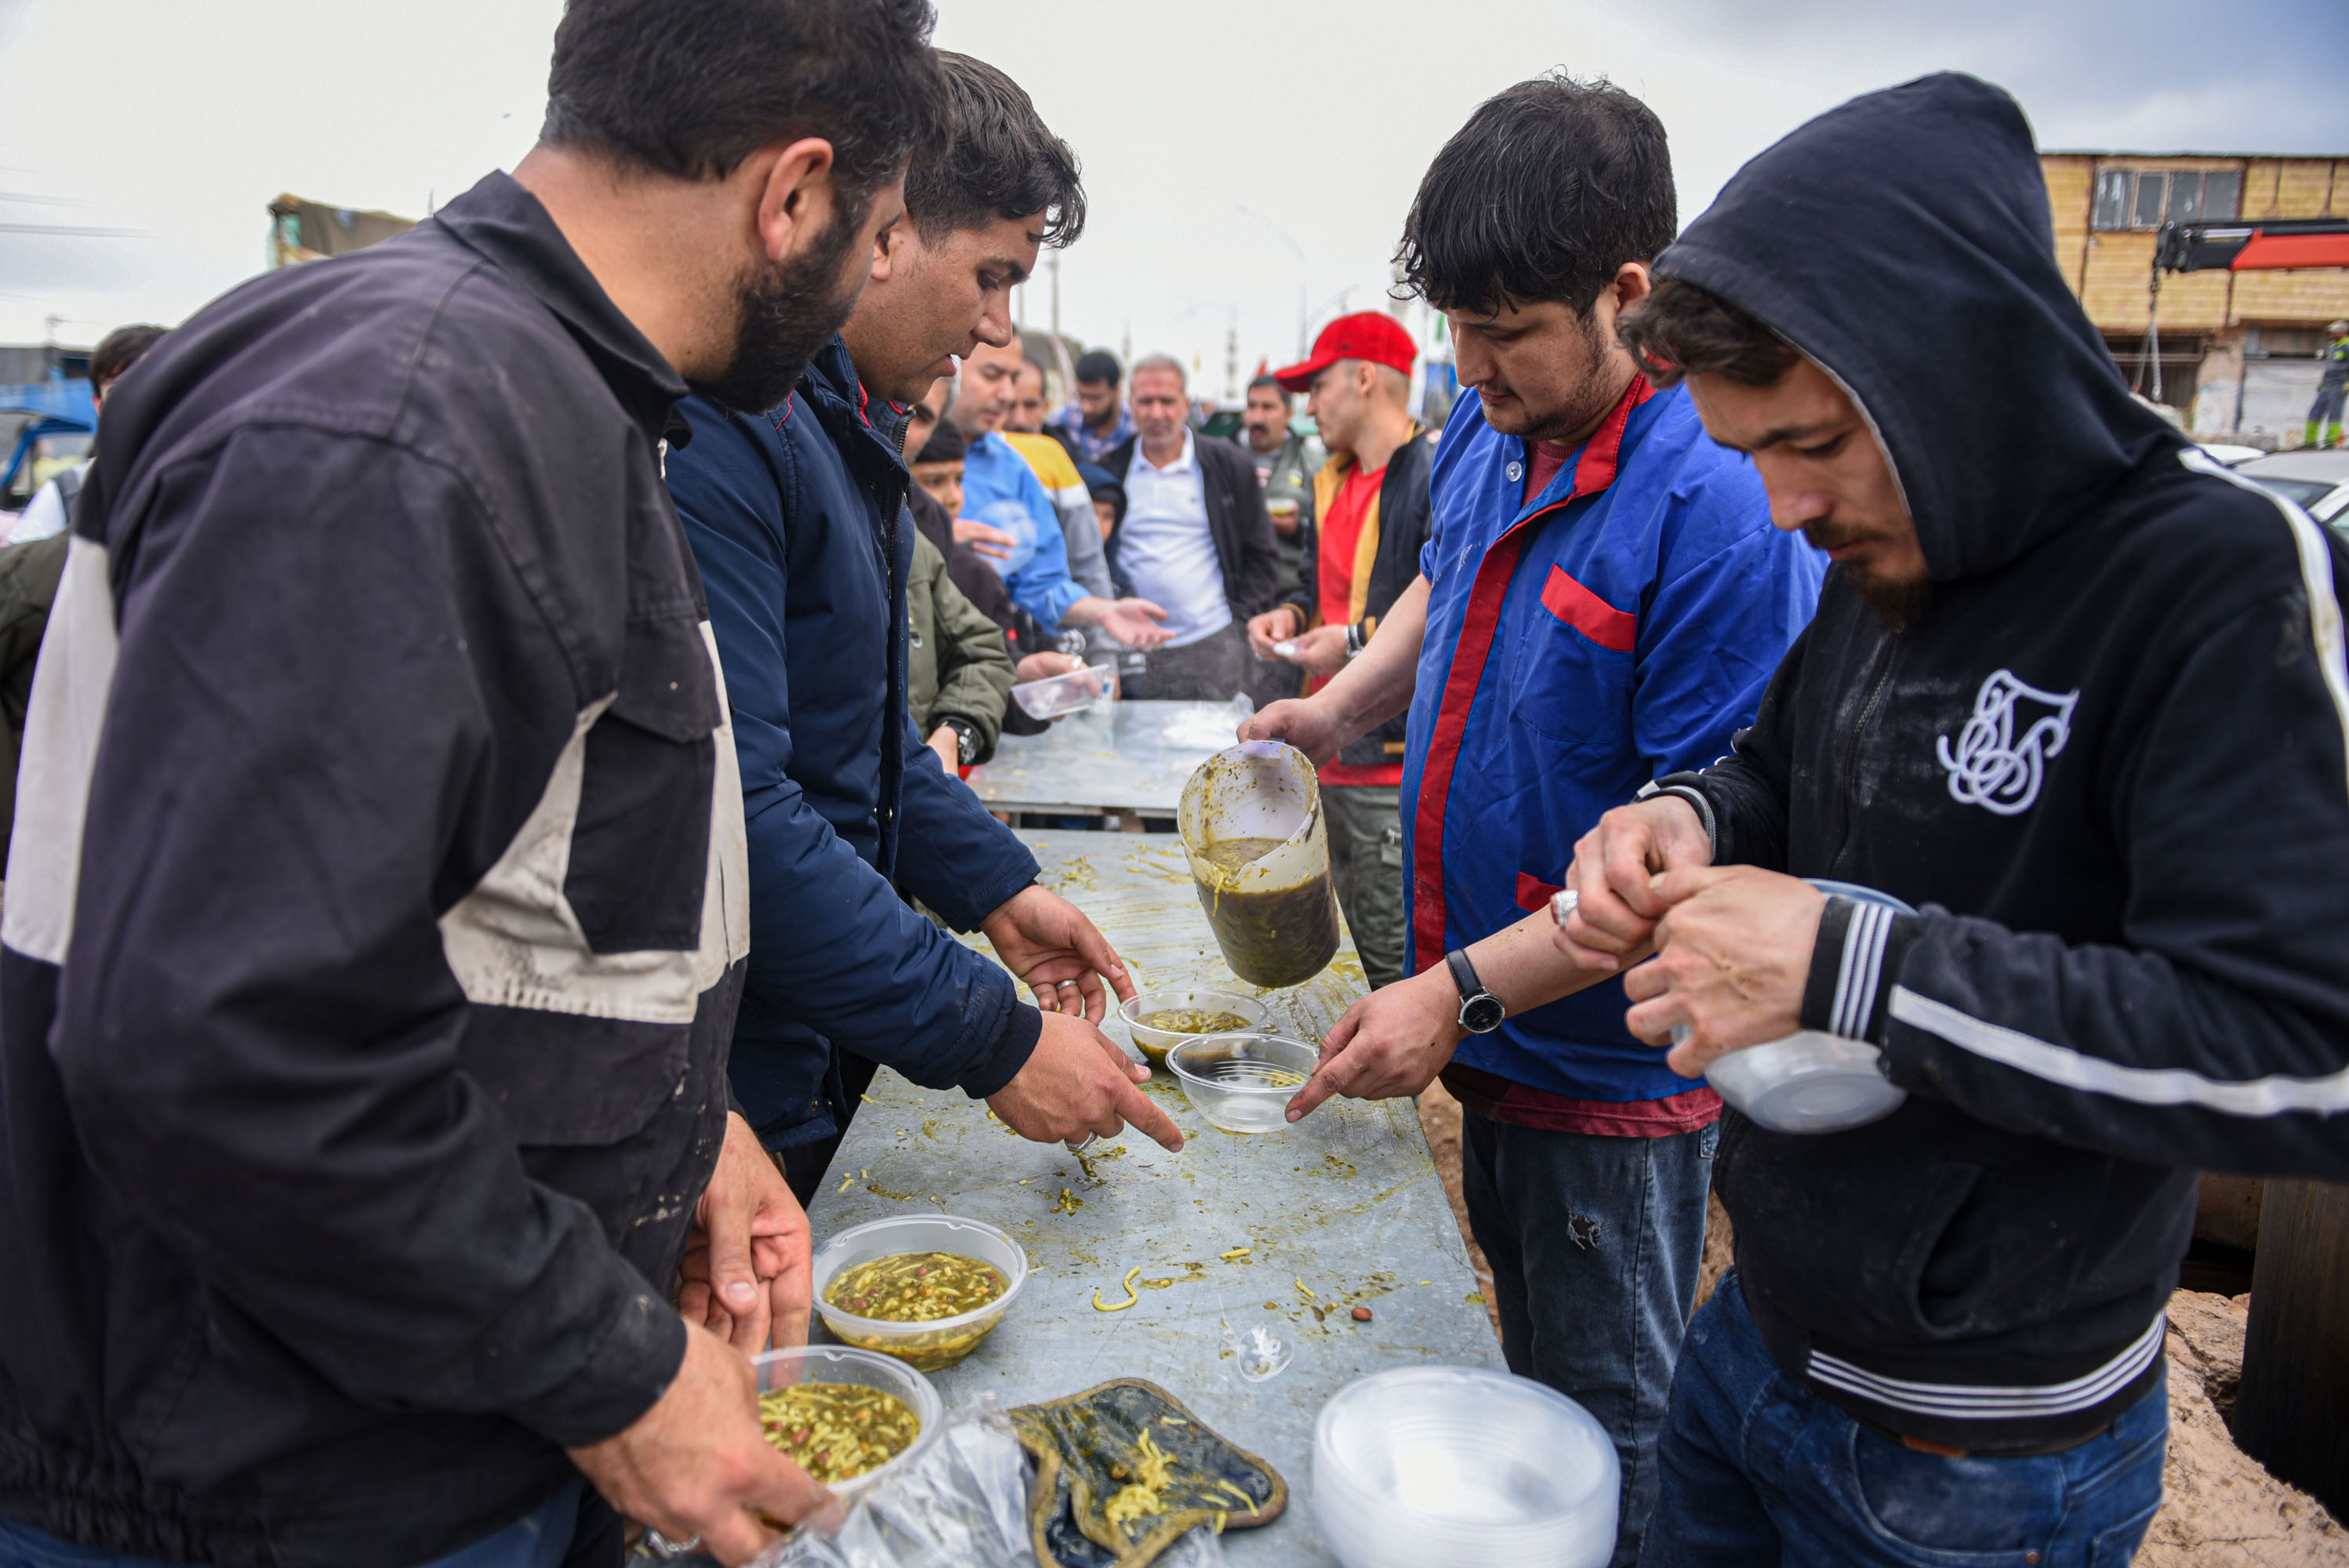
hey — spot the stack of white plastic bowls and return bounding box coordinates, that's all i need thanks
[1311,1366,1619,1568]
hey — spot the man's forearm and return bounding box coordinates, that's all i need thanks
[1460,903,1634,1018]
[1313,573,1430,743]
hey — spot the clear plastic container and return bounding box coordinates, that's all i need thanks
[1166,1032,1317,1134]
[1312,1365,1617,1568]
[1702,879,1915,1135]
[1009,659,1119,720]
[1117,986,1272,1067]
[810,1214,1028,1371]
[1177,741,1339,988]
[750,1344,944,1504]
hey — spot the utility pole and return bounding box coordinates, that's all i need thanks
[1049,250,1061,339]
[1225,311,1239,402]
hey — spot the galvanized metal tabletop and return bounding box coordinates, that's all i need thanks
[804,830,1503,1566]
[964,700,1244,817]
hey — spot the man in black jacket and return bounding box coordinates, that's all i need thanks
[1102,354,1281,700]
[0,3,937,1565]
[1242,313,1436,988]
[1554,74,2349,1563]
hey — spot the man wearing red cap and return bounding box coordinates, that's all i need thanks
[1244,312,1435,989]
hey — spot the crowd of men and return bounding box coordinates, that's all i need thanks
[0,2,2344,1566]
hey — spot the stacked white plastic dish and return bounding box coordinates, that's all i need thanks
[1702,879,1915,1134]
[1311,1366,1618,1568]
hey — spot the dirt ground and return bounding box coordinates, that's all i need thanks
[1412,1084,2347,1562]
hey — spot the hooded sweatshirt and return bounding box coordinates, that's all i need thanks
[1657,74,2349,1452]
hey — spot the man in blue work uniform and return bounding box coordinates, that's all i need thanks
[664,53,1182,1206]
[1248,74,1822,1566]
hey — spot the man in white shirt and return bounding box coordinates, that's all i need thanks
[1101,354,1280,700]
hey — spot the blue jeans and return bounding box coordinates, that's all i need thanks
[0,1479,590,1568]
[1641,1273,2168,1567]
[1460,1107,1719,1568]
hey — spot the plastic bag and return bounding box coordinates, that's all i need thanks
[626,1399,1228,1568]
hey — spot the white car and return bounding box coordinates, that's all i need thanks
[2235,449,2349,532]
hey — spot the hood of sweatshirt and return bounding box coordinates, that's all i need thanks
[1654,72,2181,583]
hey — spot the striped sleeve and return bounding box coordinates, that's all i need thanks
[1872,466,2349,1178]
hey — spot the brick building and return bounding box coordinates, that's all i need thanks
[2042,151,2349,445]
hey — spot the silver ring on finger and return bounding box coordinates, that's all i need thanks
[1065,1133,1096,1152]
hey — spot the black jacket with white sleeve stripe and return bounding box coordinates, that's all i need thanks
[1655,75,2349,1453]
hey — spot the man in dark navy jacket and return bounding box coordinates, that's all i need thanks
[666,53,1181,1199]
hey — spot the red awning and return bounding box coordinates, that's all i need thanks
[2231,231,2349,271]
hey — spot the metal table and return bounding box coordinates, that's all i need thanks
[964,700,1243,818]
[805,831,1502,1565]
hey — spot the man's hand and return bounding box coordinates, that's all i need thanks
[988,1010,1184,1151]
[1621,866,1823,1077]
[953,517,1017,560]
[1285,967,1464,1122]
[1555,795,1715,971]
[678,1112,813,1355]
[1095,597,1171,649]
[981,883,1137,1021]
[1015,651,1088,684]
[568,1323,840,1565]
[1238,696,1349,765]
[926,725,960,775]
[1279,624,1349,677]
[1246,605,1302,661]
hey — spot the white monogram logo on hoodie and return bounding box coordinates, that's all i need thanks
[1936,670,2080,816]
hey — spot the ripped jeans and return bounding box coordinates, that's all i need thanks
[1459,1108,1719,1568]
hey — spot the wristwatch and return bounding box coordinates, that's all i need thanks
[940,717,982,767]
[1445,949,1506,1035]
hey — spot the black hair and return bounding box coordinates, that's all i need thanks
[1615,276,1799,389]
[906,53,1084,247]
[913,421,967,464]
[1074,349,1121,387]
[1247,374,1289,402]
[1396,71,1677,317]
[1078,463,1126,525]
[89,324,167,394]
[540,0,942,204]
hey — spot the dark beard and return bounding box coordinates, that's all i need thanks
[690,208,865,416]
[1846,568,1933,630]
[1802,517,1935,630]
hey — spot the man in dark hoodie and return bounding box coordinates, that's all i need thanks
[665,51,1182,1202]
[1538,74,2349,1563]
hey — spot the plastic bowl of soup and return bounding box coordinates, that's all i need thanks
[1118,986,1273,1066]
[750,1344,942,1503]
[810,1214,1027,1370]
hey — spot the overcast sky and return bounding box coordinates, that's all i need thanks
[3,0,2344,387]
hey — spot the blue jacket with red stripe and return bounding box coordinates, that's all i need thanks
[1406,377,1823,1105]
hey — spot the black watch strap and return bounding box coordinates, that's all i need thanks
[1445,949,1505,1033]
[940,717,982,766]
